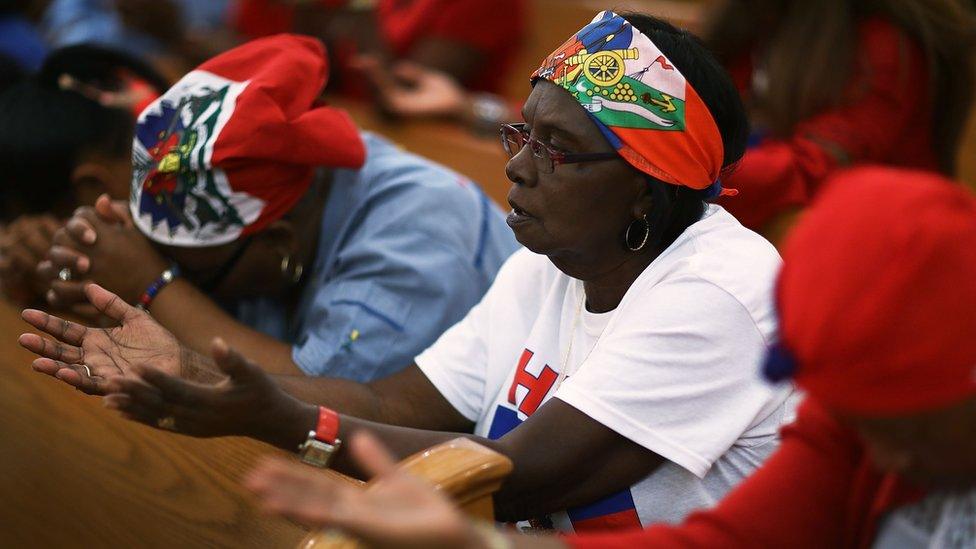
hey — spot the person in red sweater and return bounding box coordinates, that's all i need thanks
[232,0,525,97]
[705,0,976,237]
[244,166,976,548]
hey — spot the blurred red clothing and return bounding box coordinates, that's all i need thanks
[232,0,525,94]
[719,18,938,230]
[568,399,924,549]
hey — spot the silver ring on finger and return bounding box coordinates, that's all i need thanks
[157,416,177,431]
[57,267,73,282]
[81,364,92,377]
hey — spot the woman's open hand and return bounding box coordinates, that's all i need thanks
[103,338,317,448]
[19,284,181,395]
[245,431,484,549]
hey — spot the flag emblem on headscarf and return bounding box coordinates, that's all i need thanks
[532,11,724,191]
[132,71,261,245]
[129,35,366,248]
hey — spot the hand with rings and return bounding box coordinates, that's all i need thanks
[18,284,183,395]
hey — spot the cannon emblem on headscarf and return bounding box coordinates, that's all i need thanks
[568,47,640,87]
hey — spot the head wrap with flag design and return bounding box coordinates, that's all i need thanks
[531,11,726,194]
[130,34,365,247]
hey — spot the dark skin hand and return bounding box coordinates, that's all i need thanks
[100,325,662,521]
[19,283,180,394]
[0,215,63,305]
[245,431,567,549]
[27,80,673,522]
[40,194,317,375]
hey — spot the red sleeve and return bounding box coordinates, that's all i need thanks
[422,0,525,54]
[566,400,864,549]
[231,0,294,39]
[377,0,526,92]
[720,18,930,230]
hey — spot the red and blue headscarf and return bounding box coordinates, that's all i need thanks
[532,11,727,196]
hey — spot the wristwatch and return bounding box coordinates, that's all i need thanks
[298,406,342,468]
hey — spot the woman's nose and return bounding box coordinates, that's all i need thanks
[504,147,537,188]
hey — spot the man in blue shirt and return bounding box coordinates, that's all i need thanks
[236,133,517,379]
[41,35,518,382]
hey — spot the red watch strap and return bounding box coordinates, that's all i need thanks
[315,406,340,444]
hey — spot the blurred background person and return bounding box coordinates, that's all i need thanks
[38,0,235,81]
[705,0,976,239]
[0,44,166,306]
[0,0,47,73]
[232,0,525,98]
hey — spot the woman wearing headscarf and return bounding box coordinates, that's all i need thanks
[22,12,792,530]
[38,35,518,381]
[239,166,976,549]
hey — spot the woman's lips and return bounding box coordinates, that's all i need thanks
[506,199,535,227]
[507,207,533,227]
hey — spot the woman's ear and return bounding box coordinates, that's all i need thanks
[261,220,298,255]
[70,157,131,206]
[70,162,115,207]
[631,177,655,219]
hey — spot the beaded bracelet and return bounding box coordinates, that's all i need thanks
[136,265,181,311]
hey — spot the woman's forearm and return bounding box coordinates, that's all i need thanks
[149,278,304,375]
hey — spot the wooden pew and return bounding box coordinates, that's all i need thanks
[300,439,513,549]
[331,98,513,209]
[0,298,309,547]
[0,298,513,547]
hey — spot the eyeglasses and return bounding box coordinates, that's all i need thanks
[499,123,619,174]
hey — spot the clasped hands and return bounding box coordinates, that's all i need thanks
[36,194,167,311]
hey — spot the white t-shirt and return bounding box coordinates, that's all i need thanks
[874,490,976,549]
[416,205,795,532]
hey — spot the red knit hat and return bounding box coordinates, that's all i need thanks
[764,167,976,416]
[130,34,365,247]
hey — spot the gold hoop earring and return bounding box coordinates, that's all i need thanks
[625,214,650,252]
[280,254,304,285]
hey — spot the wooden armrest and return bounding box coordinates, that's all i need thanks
[298,438,513,549]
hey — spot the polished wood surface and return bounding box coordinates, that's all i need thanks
[333,98,513,209]
[300,438,513,549]
[0,299,309,548]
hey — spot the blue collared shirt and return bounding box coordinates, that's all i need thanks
[236,133,519,381]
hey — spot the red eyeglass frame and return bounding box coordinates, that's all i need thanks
[500,123,619,173]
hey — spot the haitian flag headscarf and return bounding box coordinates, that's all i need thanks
[130,34,366,247]
[532,11,725,194]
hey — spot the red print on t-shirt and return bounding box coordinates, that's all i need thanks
[507,349,558,416]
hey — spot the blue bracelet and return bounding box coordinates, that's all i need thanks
[136,264,181,310]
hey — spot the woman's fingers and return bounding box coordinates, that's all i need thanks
[349,430,398,478]
[106,377,168,410]
[104,392,167,425]
[20,308,87,345]
[48,280,91,308]
[134,364,212,408]
[18,332,84,363]
[246,457,355,525]
[47,244,90,274]
[95,194,133,227]
[85,284,137,323]
[37,360,107,395]
[65,217,97,246]
[33,357,109,392]
[210,337,258,380]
